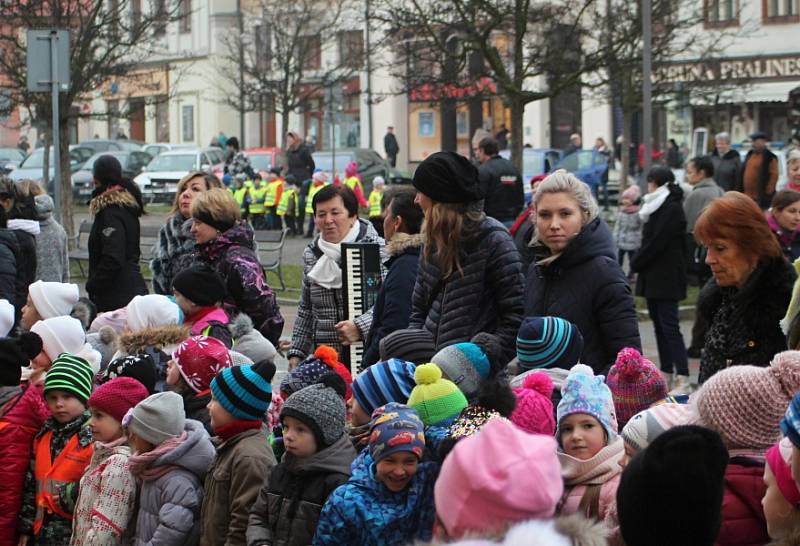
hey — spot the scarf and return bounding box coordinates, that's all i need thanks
[307,220,361,289]
[347,422,371,451]
[129,430,188,481]
[767,213,800,250]
[638,184,670,223]
[214,419,262,442]
[621,202,640,214]
[559,437,624,486]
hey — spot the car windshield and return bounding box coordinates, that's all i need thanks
[558,150,594,171]
[0,149,24,162]
[81,153,128,171]
[250,153,273,171]
[20,149,50,168]
[147,154,197,171]
[522,151,545,175]
[312,153,354,174]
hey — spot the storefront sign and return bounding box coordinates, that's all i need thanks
[658,54,800,84]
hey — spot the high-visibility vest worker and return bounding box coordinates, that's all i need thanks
[32,431,93,535]
[233,186,251,213]
[266,179,284,208]
[250,182,268,215]
[277,187,299,217]
[368,189,383,217]
[306,181,328,215]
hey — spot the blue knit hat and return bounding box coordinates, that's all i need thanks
[210,361,275,421]
[556,364,618,443]
[431,343,491,400]
[781,391,800,448]
[517,317,584,371]
[369,403,425,462]
[352,359,417,416]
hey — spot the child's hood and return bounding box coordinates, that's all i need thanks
[283,432,356,476]
[118,324,191,354]
[154,419,215,477]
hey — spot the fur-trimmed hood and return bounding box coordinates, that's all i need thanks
[387,232,423,258]
[89,186,141,216]
[118,324,191,354]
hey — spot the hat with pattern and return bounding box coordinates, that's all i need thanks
[431,343,491,400]
[100,353,158,394]
[368,403,425,462]
[279,345,352,400]
[766,438,800,507]
[448,405,505,442]
[173,335,232,393]
[510,371,556,435]
[44,353,94,403]
[517,317,584,371]
[211,360,275,421]
[607,347,668,428]
[622,402,695,453]
[281,374,347,447]
[351,359,417,416]
[781,391,800,448]
[556,364,617,442]
[407,363,468,426]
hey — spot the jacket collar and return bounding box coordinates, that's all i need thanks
[89,186,140,216]
[386,232,423,258]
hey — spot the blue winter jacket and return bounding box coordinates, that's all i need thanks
[312,450,438,546]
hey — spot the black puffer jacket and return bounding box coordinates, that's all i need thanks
[409,215,524,365]
[86,186,148,311]
[699,256,794,384]
[478,155,524,222]
[286,145,315,183]
[7,220,38,322]
[524,217,641,372]
[0,228,19,310]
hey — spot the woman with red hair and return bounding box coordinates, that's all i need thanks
[694,191,795,383]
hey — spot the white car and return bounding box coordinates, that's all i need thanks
[142,142,196,157]
[135,148,225,200]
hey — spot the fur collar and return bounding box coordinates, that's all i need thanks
[119,324,191,354]
[89,186,140,215]
[387,232,423,257]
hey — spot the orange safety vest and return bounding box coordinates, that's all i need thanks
[33,430,93,535]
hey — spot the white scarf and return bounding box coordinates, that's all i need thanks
[638,184,670,223]
[308,220,361,289]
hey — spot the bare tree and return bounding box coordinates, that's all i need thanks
[0,0,181,235]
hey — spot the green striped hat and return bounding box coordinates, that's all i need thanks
[44,353,94,403]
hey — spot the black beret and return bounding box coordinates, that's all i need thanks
[412,151,483,204]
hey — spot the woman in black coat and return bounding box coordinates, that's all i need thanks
[0,205,19,310]
[86,155,148,312]
[285,131,315,182]
[524,171,641,373]
[631,167,689,392]
[0,178,38,323]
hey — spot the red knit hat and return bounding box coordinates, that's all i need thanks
[173,335,232,393]
[87,377,149,423]
[607,347,668,428]
[510,372,555,435]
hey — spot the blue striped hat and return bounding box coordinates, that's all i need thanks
[210,361,275,421]
[352,359,417,416]
[516,317,584,371]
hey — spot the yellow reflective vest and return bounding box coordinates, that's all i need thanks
[368,189,383,217]
[250,185,268,215]
[306,182,328,214]
[233,187,251,211]
[278,187,299,217]
[266,179,283,207]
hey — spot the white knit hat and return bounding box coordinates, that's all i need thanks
[28,281,80,319]
[0,299,13,337]
[30,316,102,372]
[125,295,183,331]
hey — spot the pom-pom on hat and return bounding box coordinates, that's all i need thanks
[211,360,275,421]
[279,345,352,400]
[556,364,617,441]
[44,353,94,403]
[407,363,468,426]
[351,358,417,417]
[88,377,149,423]
[28,281,80,319]
[607,347,668,428]
[510,371,556,435]
[172,335,232,393]
[516,316,584,371]
[431,343,491,400]
[412,151,483,204]
[369,403,425,462]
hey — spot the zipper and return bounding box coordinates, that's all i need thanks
[435,281,448,347]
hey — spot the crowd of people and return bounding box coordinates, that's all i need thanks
[4,127,800,546]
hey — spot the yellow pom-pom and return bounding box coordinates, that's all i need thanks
[415,363,442,385]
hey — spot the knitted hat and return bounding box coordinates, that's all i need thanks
[126,295,183,331]
[31,316,100,371]
[516,317,584,371]
[211,360,275,421]
[88,377,149,423]
[368,403,425,462]
[407,363,468,426]
[378,328,436,365]
[412,151,483,204]
[279,345,352,400]
[28,281,80,319]
[124,391,186,446]
[510,371,556,435]
[229,350,254,367]
[229,314,277,364]
[695,351,800,450]
[607,347,668,428]
[435,418,563,538]
[621,184,641,202]
[172,336,232,393]
[448,405,504,442]
[34,193,54,219]
[622,402,695,453]
[556,364,618,441]
[280,374,347,447]
[100,353,158,394]
[93,154,122,186]
[43,353,94,403]
[352,359,417,417]
[617,426,728,546]
[766,438,800,507]
[781,391,800,448]
[172,264,227,307]
[431,343,491,400]
[0,299,13,337]
[0,337,32,385]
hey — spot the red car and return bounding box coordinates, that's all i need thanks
[245,147,283,178]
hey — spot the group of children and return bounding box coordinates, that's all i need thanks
[226,169,296,233]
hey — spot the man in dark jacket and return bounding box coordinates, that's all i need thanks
[476,137,524,227]
[740,131,778,208]
[363,190,424,368]
[0,206,19,316]
[711,132,741,191]
[384,126,399,167]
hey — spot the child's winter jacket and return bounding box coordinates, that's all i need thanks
[187,307,232,348]
[716,454,769,546]
[613,209,643,251]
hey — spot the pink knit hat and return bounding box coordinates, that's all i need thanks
[88,377,149,423]
[510,372,555,435]
[607,347,667,428]
[434,418,563,538]
[695,351,800,450]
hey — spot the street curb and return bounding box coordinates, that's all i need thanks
[636,304,696,321]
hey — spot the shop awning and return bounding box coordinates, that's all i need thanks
[690,80,800,105]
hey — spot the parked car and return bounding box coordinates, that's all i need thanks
[499,148,562,202]
[245,147,283,178]
[553,149,609,194]
[135,147,225,201]
[0,148,28,174]
[312,148,412,194]
[143,143,196,157]
[72,150,153,198]
[9,146,96,193]
[79,139,143,153]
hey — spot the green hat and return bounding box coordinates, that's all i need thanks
[43,353,94,403]
[407,363,468,426]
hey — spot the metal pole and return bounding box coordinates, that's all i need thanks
[50,31,62,223]
[642,0,653,179]
[364,0,373,150]
[237,0,245,147]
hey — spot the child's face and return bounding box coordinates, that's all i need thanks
[619,442,637,469]
[348,397,371,427]
[207,395,235,431]
[31,350,51,371]
[89,407,123,443]
[126,429,155,455]
[166,359,181,386]
[621,197,632,206]
[763,464,798,539]
[375,452,419,493]
[559,413,607,460]
[21,293,42,330]
[282,416,318,457]
[172,290,198,315]
[45,390,86,424]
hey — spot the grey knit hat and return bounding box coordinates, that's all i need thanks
[230,314,277,364]
[379,328,436,365]
[431,343,492,400]
[125,391,186,446]
[280,374,347,447]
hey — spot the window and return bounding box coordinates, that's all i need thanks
[418,112,434,137]
[153,0,167,36]
[182,105,194,142]
[763,0,799,22]
[179,0,191,33]
[338,31,364,69]
[302,36,321,70]
[254,24,272,72]
[705,0,738,27]
[131,0,141,35]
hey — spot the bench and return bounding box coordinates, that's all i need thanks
[139,225,162,280]
[253,228,289,291]
[68,221,162,280]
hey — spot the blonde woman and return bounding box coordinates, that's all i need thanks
[524,170,640,372]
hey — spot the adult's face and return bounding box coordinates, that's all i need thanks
[753,138,767,152]
[315,195,356,244]
[286,134,296,148]
[704,237,757,288]
[414,192,434,215]
[715,138,730,155]
[774,200,800,233]
[789,161,800,186]
[685,161,704,185]
[475,147,490,163]
[535,192,585,253]
[383,199,401,241]
[190,218,219,245]
[178,175,209,218]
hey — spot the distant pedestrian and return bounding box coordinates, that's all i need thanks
[786,150,800,192]
[33,194,69,283]
[285,131,315,183]
[476,137,524,227]
[612,184,642,280]
[384,126,399,167]
[495,124,510,150]
[711,132,741,191]
[767,190,800,262]
[666,138,682,169]
[740,131,778,208]
[564,133,582,156]
[223,137,255,179]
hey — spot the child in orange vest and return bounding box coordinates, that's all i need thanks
[18,354,95,546]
